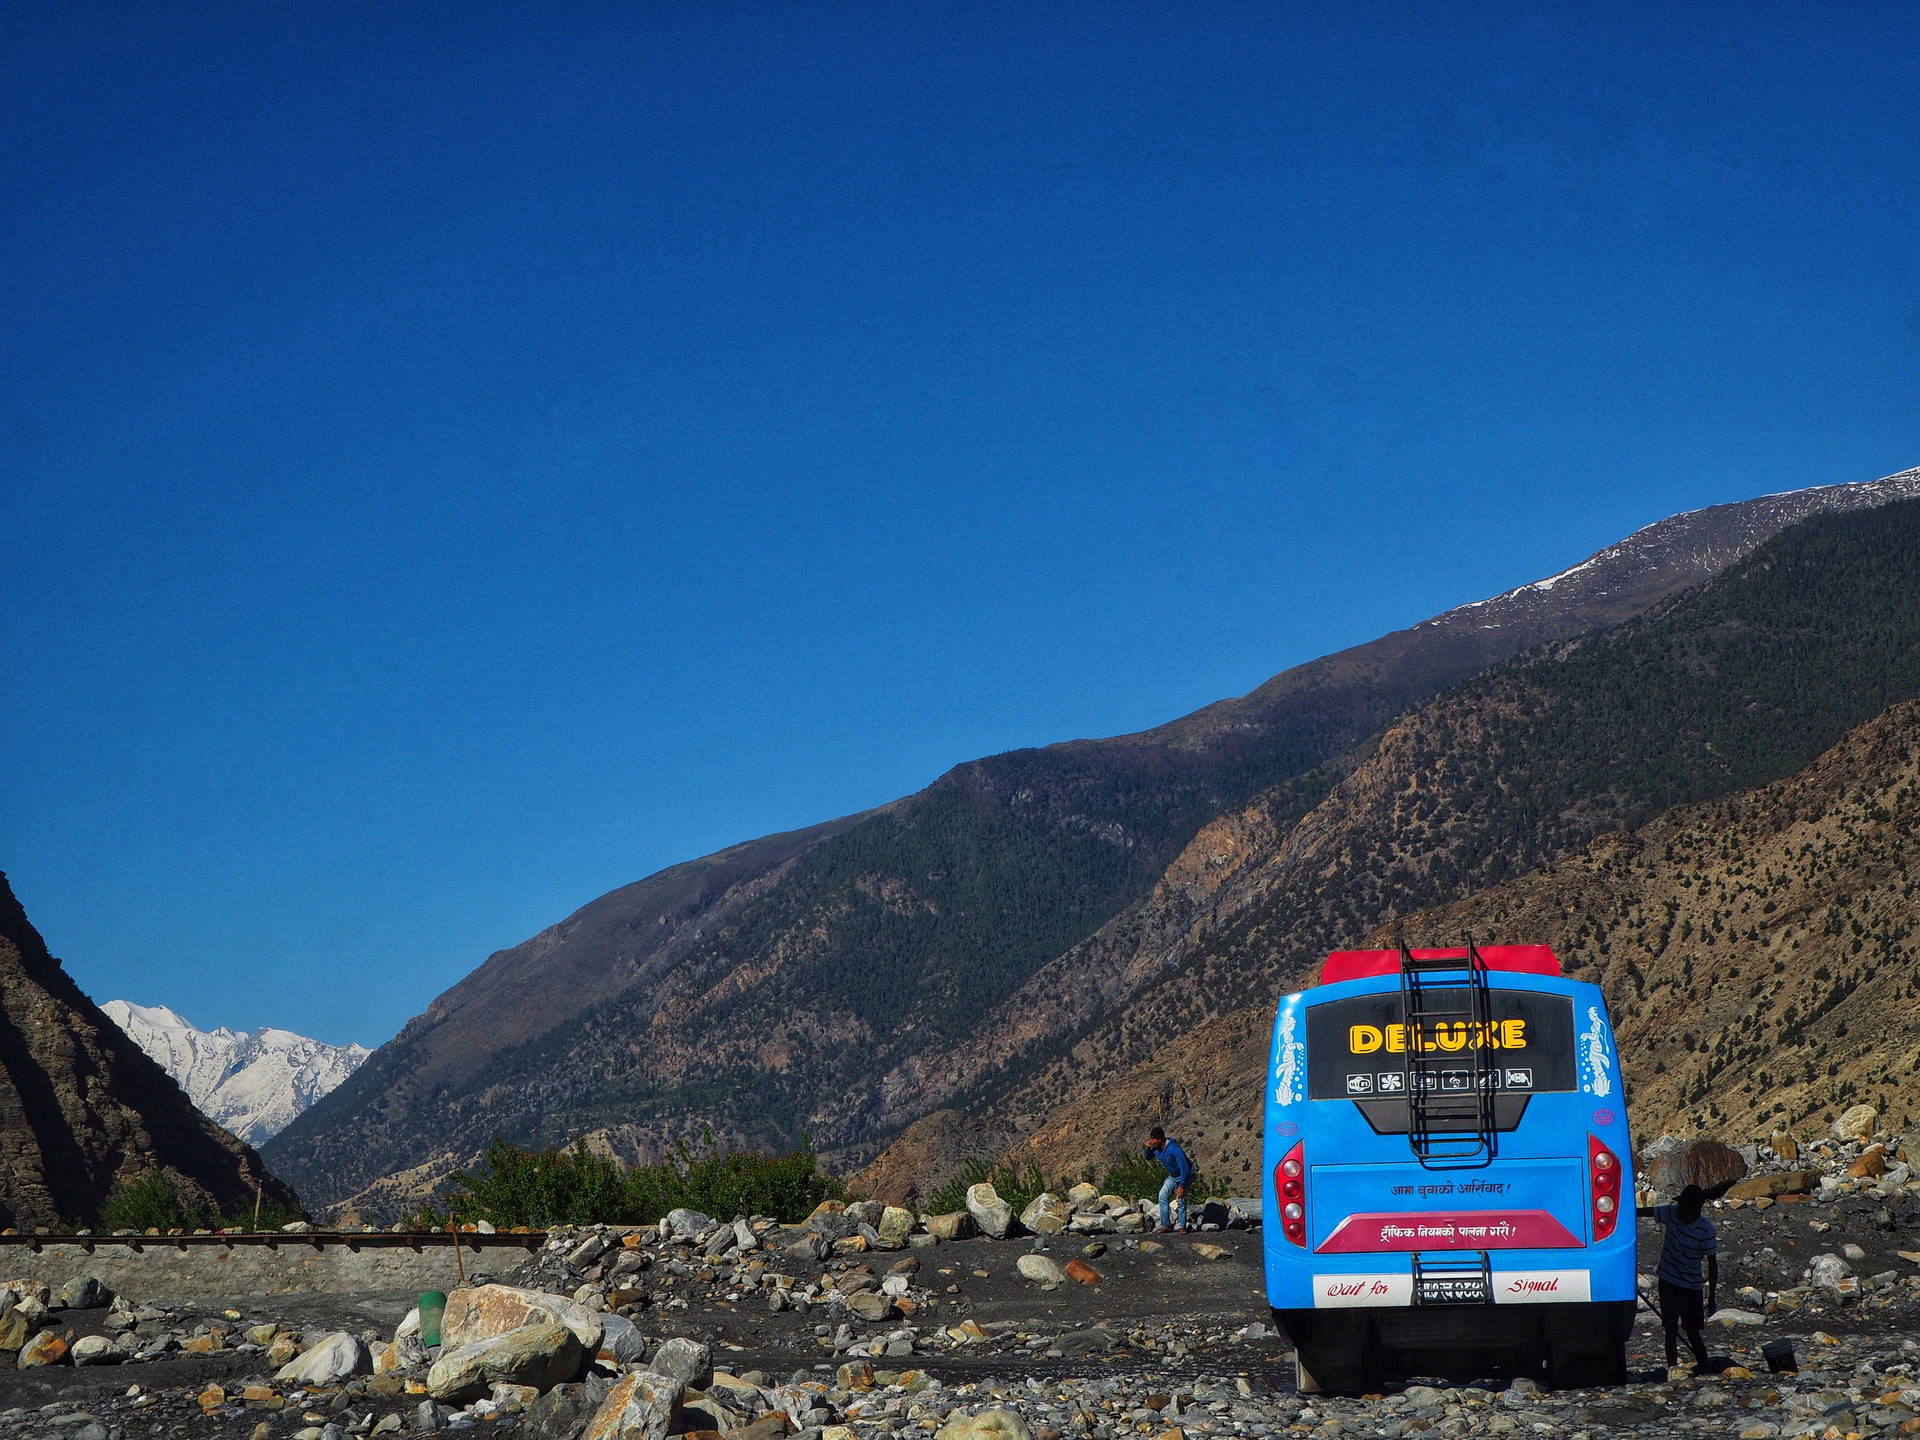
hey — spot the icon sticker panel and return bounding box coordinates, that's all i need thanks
[1345,1073,1375,1094]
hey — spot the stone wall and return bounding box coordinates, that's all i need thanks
[0,1237,535,1302]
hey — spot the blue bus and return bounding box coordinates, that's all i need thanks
[1261,942,1636,1392]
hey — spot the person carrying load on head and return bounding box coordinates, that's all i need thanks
[1145,1125,1196,1233]
[1637,1183,1718,1371]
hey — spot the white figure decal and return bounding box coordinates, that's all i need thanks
[1582,1005,1613,1098]
[1274,1008,1305,1107]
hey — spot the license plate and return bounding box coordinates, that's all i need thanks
[1416,1273,1490,1305]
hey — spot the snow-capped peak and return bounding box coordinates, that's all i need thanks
[102,999,371,1145]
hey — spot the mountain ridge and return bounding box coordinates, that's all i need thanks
[0,872,300,1227]
[101,1000,370,1145]
[266,467,1920,1215]
[948,491,1920,1162]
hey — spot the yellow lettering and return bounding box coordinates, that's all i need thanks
[1501,1019,1527,1049]
[1349,1025,1383,1054]
[1434,1022,1468,1052]
[1385,1025,1407,1053]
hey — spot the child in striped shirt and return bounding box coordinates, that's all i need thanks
[1637,1183,1718,1370]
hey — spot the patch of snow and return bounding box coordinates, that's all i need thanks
[102,999,371,1145]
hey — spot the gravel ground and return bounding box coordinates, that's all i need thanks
[1,1185,1914,1440]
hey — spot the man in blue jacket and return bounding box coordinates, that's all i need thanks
[1145,1125,1195,1232]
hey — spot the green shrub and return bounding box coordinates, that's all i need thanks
[97,1172,207,1231]
[422,1134,845,1229]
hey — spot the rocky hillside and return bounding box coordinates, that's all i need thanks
[969,694,1920,1204]
[0,873,300,1228]
[101,1000,370,1144]
[267,469,1920,1215]
[950,494,1920,1140]
[1392,695,1920,1143]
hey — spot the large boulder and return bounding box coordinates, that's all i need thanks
[443,1284,604,1356]
[1016,1254,1066,1287]
[584,1369,684,1440]
[1848,1146,1888,1179]
[597,1313,646,1366]
[662,1208,715,1241]
[275,1331,371,1385]
[521,1376,616,1439]
[785,1231,831,1261]
[1682,1139,1748,1193]
[1725,1169,1820,1202]
[428,1324,583,1402]
[1834,1105,1878,1144]
[922,1211,976,1242]
[807,1210,858,1244]
[1018,1193,1070,1236]
[935,1409,1035,1440]
[381,1308,429,1371]
[1637,1135,1688,1199]
[965,1183,1014,1239]
[16,1330,70,1367]
[71,1335,120,1366]
[846,1292,894,1322]
[1810,1253,1852,1291]
[0,1308,28,1352]
[875,1206,916,1248]
[54,1275,112,1311]
[645,1336,711,1388]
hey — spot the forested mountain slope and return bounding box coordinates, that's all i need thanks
[266,470,1920,1214]
[887,500,1920,1197]
[981,695,1920,1195]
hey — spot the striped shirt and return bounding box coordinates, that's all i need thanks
[1649,1204,1717,1289]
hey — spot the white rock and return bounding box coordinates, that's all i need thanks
[1018,1193,1070,1236]
[1810,1253,1852,1290]
[663,1209,714,1240]
[1833,1104,1878,1144]
[71,1335,121,1365]
[965,1183,1014,1240]
[1016,1253,1066,1287]
[276,1331,371,1385]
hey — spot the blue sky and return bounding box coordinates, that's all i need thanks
[3,4,1915,1048]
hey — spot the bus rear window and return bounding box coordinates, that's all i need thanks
[1304,989,1577,1101]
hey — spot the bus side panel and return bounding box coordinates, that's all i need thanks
[1262,989,1313,1310]
[1570,978,1637,1304]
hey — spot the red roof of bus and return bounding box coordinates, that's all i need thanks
[1318,945,1562,985]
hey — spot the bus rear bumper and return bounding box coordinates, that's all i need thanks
[1271,1299,1636,1390]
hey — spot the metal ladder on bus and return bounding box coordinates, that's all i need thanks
[1398,937,1498,1166]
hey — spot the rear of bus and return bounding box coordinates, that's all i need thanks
[1261,944,1636,1392]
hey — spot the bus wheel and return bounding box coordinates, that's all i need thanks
[1295,1345,1370,1396]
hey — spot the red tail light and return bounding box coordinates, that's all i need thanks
[1589,1134,1620,1240]
[1274,1140,1306,1247]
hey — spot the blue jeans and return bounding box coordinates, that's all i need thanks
[1158,1176,1187,1229]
